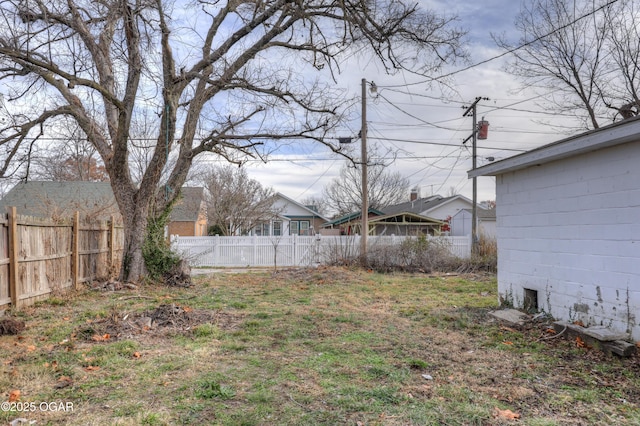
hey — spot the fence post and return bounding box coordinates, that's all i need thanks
[73,211,80,290]
[8,206,19,308]
[109,215,116,274]
[214,235,220,266]
[252,234,257,265]
[315,233,321,264]
[292,234,297,265]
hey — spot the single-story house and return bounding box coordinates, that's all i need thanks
[0,181,207,237]
[248,192,330,236]
[321,208,444,236]
[383,193,490,222]
[469,116,640,340]
[166,187,208,237]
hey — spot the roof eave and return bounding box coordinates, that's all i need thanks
[469,117,640,178]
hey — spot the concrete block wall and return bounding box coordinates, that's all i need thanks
[496,141,640,340]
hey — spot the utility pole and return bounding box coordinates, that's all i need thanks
[361,78,368,261]
[462,96,489,255]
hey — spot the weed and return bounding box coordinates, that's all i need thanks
[195,376,236,400]
[191,323,219,338]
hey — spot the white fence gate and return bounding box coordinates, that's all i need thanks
[172,234,472,268]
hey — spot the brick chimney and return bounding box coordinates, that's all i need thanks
[410,187,419,201]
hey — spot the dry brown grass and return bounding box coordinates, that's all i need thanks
[0,267,638,425]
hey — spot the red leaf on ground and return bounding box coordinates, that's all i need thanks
[493,407,521,420]
[8,390,20,402]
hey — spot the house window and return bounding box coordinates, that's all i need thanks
[253,223,270,236]
[273,221,282,236]
[300,221,310,235]
[290,220,310,235]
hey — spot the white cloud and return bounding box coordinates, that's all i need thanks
[202,1,584,205]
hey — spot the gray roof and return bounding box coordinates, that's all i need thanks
[382,195,465,216]
[0,181,205,222]
[477,208,496,220]
[171,187,205,221]
[0,181,118,219]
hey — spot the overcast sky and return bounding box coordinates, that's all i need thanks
[212,0,585,206]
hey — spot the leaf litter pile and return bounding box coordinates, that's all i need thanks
[1,267,639,425]
[73,303,223,342]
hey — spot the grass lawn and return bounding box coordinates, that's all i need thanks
[1,267,639,425]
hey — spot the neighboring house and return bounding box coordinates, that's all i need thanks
[248,192,330,236]
[382,193,488,222]
[450,208,497,238]
[469,117,640,340]
[167,187,208,237]
[321,208,444,236]
[321,208,385,235]
[0,181,206,237]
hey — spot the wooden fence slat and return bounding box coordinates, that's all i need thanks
[109,215,116,271]
[73,211,80,290]
[8,207,19,308]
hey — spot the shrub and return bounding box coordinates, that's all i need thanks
[365,236,459,273]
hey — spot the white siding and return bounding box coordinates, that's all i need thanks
[423,198,472,220]
[479,220,496,239]
[496,141,640,339]
[451,210,472,236]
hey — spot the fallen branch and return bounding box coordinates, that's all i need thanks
[539,325,566,341]
[117,295,154,301]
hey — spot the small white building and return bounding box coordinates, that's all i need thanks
[470,117,640,340]
[450,208,496,239]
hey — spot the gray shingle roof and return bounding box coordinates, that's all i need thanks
[0,181,118,219]
[381,195,450,216]
[0,181,205,222]
[477,208,496,220]
[171,187,205,221]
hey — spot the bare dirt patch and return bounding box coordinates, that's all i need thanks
[73,303,242,342]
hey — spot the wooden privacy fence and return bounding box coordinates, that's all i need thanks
[172,234,472,268]
[0,207,124,309]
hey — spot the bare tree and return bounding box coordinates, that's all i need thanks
[300,195,328,217]
[0,0,466,281]
[497,0,640,130]
[324,151,410,216]
[197,165,277,236]
[32,121,109,181]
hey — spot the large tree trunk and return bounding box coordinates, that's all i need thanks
[120,207,150,282]
[111,175,155,283]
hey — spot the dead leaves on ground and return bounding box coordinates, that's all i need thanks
[8,390,20,402]
[493,407,521,421]
[91,333,111,342]
[54,376,73,389]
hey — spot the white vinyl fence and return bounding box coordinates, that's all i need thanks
[172,234,471,268]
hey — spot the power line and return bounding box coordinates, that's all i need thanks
[375,92,462,131]
[199,154,469,163]
[367,136,527,152]
[375,0,620,88]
